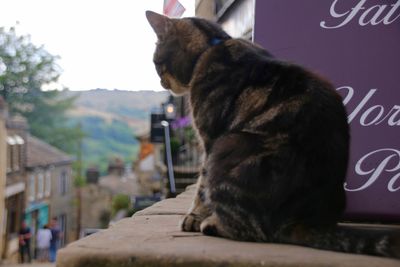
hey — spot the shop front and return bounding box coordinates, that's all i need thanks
[24,202,49,256]
[254,0,400,221]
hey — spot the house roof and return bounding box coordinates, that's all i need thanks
[26,135,73,168]
[99,173,138,196]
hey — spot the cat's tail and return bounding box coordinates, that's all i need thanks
[282,224,400,258]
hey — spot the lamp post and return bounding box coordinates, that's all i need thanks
[161,120,176,196]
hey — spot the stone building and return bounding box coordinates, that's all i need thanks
[0,97,7,259]
[0,97,76,261]
[3,114,28,261]
[80,181,112,231]
[99,159,139,196]
[134,132,162,195]
[25,135,75,249]
[80,158,150,232]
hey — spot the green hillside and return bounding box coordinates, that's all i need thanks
[68,116,138,174]
[66,89,168,174]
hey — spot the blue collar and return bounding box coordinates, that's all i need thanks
[210,38,223,46]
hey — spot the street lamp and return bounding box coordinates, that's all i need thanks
[161,120,176,195]
[164,103,176,120]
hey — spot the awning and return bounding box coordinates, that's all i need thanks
[25,202,48,214]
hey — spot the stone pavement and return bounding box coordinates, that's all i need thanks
[58,185,400,267]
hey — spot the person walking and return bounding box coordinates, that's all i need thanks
[36,224,52,262]
[49,217,62,262]
[18,221,32,263]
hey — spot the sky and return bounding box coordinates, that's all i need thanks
[0,0,195,91]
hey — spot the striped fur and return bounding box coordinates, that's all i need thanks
[146,11,400,258]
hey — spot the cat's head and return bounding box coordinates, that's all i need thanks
[146,11,230,95]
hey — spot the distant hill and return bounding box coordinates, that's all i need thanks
[65,89,169,174]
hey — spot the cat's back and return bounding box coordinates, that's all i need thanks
[196,38,341,101]
[192,37,348,146]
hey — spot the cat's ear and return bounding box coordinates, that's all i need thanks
[146,11,172,39]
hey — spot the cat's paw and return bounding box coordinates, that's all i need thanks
[200,214,223,237]
[200,221,219,236]
[180,213,201,232]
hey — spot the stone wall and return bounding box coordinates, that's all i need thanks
[58,185,400,267]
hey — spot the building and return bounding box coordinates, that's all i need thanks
[80,181,112,231]
[0,96,76,261]
[3,114,28,261]
[0,97,29,261]
[80,156,157,232]
[0,97,7,259]
[134,132,163,195]
[99,159,140,196]
[25,135,75,249]
[80,159,135,232]
[196,0,254,39]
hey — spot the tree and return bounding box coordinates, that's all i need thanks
[0,26,59,107]
[0,26,83,154]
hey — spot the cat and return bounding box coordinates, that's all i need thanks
[146,11,400,258]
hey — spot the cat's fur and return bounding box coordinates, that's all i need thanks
[146,11,400,258]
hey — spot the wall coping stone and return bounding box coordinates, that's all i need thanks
[57,185,400,267]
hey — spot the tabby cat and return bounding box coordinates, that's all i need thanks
[146,11,399,258]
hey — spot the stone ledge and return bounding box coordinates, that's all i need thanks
[57,185,400,267]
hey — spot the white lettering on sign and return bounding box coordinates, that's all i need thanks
[320,0,400,29]
[344,148,400,192]
[337,86,400,126]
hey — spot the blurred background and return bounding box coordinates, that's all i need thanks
[0,0,254,265]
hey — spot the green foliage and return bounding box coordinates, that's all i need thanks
[0,26,83,155]
[73,168,86,187]
[170,137,181,155]
[99,210,111,228]
[106,105,148,120]
[112,194,131,216]
[27,91,85,154]
[68,116,139,175]
[184,126,196,142]
[0,27,60,105]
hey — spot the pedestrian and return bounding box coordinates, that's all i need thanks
[36,224,52,262]
[18,221,32,263]
[49,217,62,262]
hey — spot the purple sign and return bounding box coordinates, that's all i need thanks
[254,0,400,221]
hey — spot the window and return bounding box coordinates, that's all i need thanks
[12,145,19,171]
[28,174,35,202]
[37,173,44,199]
[14,135,24,171]
[6,144,12,172]
[45,170,51,197]
[59,170,68,195]
[6,135,24,172]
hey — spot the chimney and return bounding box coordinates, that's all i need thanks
[86,167,100,184]
[107,157,124,176]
